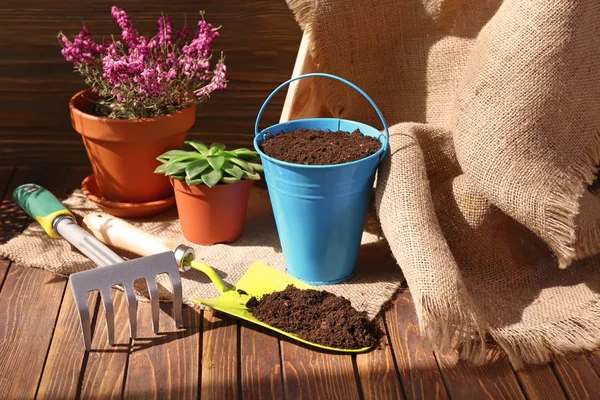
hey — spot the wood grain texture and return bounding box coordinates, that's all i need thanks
[385,291,449,400]
[0,1,301,165]
[0,168,13,204]
[36,285,99,400]
[124,302,201,399]
[80,289,131,399]
[355,317,405,400]
[0,166,68,399]
[589,351,600,377]
[514,364,567,400]
[280,340,360,400]
[435,351,526,400]
[240,322,284,400]
[279,30,331,123]
[202,311,240,400]
[0,167,15,287]
[0,265,67,399]
[553,354,600,400]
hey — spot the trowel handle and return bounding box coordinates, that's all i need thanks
[13,183,74,238]
[83,213,179,257]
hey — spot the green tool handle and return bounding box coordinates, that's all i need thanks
[189,260,230,294]
[13,184,74,238]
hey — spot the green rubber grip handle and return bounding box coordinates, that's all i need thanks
[13,184,74,238]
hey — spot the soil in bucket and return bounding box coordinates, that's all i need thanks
[245,285,380,349]
[259,128,381,165]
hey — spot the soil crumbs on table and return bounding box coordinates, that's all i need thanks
[246,285,379,349]
[259,128,382,165]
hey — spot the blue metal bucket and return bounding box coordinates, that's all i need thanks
[254,73,389,285]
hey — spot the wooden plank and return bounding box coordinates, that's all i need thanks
[0,166,15,286]
[435,350,526,400]
[355,317,405,400]
[0,166,89,399]
[123,301,201,399]
[0,265,67,399]
[279,31,330,124]
[79,289,131,399]
[0,167,14,204]
[385,291,449,400]
[202,311,240,400]
[240,322,284,400]
[280,31,316,123]
[280,340,360,400]
[36,284,99,400]
[589,351,600,377]
[553,354,600,400]
[515,363,568,400]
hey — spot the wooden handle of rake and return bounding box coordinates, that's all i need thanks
[82,213,180,257]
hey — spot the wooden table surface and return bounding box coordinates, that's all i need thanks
[1,165,599,400]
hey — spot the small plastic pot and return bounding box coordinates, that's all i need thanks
[171,178,254,245]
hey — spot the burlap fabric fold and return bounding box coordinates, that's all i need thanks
[286,0,600,367]
[0,188,402,319]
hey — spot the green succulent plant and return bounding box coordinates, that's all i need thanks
[155,140,263,188]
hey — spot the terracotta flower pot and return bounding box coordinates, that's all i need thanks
[69,89,196,203]
[171,178,254,245]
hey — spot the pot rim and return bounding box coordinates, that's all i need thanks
[69,88,197,124]
[170,177,254,195]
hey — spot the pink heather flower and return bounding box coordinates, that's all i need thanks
[111,6,140,48]
[102,42,146,89]
[180,56,210,79]
[157,16,172,46]
[166,68,177,81]
[60,7,227,119]
[195,60,227,97]
[182,20,219,60]
[137,66,170,97]
[60,26,103,64]
[175,22,190,46]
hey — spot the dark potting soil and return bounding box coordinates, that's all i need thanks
[246,285,379,349]
[89,102,111,117]
[259,128,382,165]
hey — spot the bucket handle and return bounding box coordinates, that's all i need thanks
[254,72,389,161]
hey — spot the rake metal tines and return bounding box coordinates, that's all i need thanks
[69,252,184,350]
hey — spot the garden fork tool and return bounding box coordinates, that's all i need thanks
[13,184,185,351]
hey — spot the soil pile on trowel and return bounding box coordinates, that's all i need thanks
[259,128,381,165]
[246,285,379,349]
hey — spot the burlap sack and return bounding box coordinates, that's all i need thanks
[0,187,402,319]
[286,0,600,368]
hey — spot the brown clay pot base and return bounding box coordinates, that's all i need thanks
[246,285,380,349]
[171,178,253,245]
[259,128,382,165]
[81,174,175,218]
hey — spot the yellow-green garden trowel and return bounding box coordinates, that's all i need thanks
[84,213,374,353]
